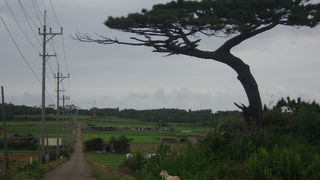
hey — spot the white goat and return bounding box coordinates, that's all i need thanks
[126,153,133,159]
[159,170,181,180]
[144,153,157,159]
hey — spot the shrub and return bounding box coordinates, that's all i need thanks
[120,152,145,173]
[0,161,46,180]
[109,136,132,153]
[16,161,46,179]
[262,109,291,128]
[84,138,104,151]
[302,155,320,180]
[246,146,302,180]
[292,105,320,143]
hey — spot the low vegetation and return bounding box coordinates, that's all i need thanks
[85,153,133,180]
[2,97,320,179]
[116,98,320,180]
[0,159,67,180]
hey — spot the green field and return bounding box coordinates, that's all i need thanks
[4,115,209,143]
[6,119,75,138]
[82,117,209,144]
[86,153,126,170]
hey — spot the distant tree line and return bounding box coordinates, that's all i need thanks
[0,103,222,124]
[0,103,55,120]
[79,108,217,124]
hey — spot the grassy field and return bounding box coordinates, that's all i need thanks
[82,117,209,144]
[80,116,210,174]
[86,153,126,170]
[6,119,75,138]
[2,115,210,178]
[85,153,134,180]
[82,116,211,154]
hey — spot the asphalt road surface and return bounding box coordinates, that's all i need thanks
[42,122,95,180]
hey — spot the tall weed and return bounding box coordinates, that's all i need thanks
[246,146,302,180]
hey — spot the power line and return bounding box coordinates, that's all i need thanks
[45,75,56,105]
[33,0,44,19]
[49,0,61,27]
[17,0,40,27]
[3,0,40,52]
[48,0,68,74]
[36,0,46,11]
[49,40,60,65]
[31,0,43,26]
[0,16,41,83]
[17,0,42,45]
[61,36,69,74]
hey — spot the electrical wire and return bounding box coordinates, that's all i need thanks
[31,0,43,26]
[3,0,40,52]
[17,0,40,27]
[33,0,44,19]
[47,0,68,75]
[17,0,42,45]
[49,0,68,76]
[61,36,69,74]
[46,74,56,105]
[2,1,64,107]
[49,0,61,27]
[0,16,41,83]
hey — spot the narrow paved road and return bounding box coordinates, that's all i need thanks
[42,122,95,180]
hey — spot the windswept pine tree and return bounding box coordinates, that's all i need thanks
[77,0,320,131]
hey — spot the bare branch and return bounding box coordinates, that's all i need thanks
[75,32,148,46]
[217,23,278,52]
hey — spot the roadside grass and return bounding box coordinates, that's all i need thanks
[0,158,68,180]
[85,153,134,180]
[86,153,126,170]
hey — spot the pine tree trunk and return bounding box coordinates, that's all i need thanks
[224,54,263,131]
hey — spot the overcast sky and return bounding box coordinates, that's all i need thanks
[0,0,319,112]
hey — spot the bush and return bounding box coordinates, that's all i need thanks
[262,109,291,128]
[303,155,320,180]
[121,152,145,173]
[0,161,45,180]
[246,146,302,180]
[109,136,132,153]
[85,138,104,151]
[127,143,229,180]
[292,105,320,143]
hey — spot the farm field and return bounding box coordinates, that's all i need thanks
[86,153,126,170]
[5,115,78,138]
[1,115,78,161]
[82,116,211,152]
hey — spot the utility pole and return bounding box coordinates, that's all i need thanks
[1,86,9,173]
[61,95,69,152]
[54,64,69,160]
[38,10,63,164]
[93,100,96,119]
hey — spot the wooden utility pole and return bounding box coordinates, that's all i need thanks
[61,95,69,152]
[1,86,9,172]
[93,100,96,118]
[54,64,69,160]
[38,10,63,164]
